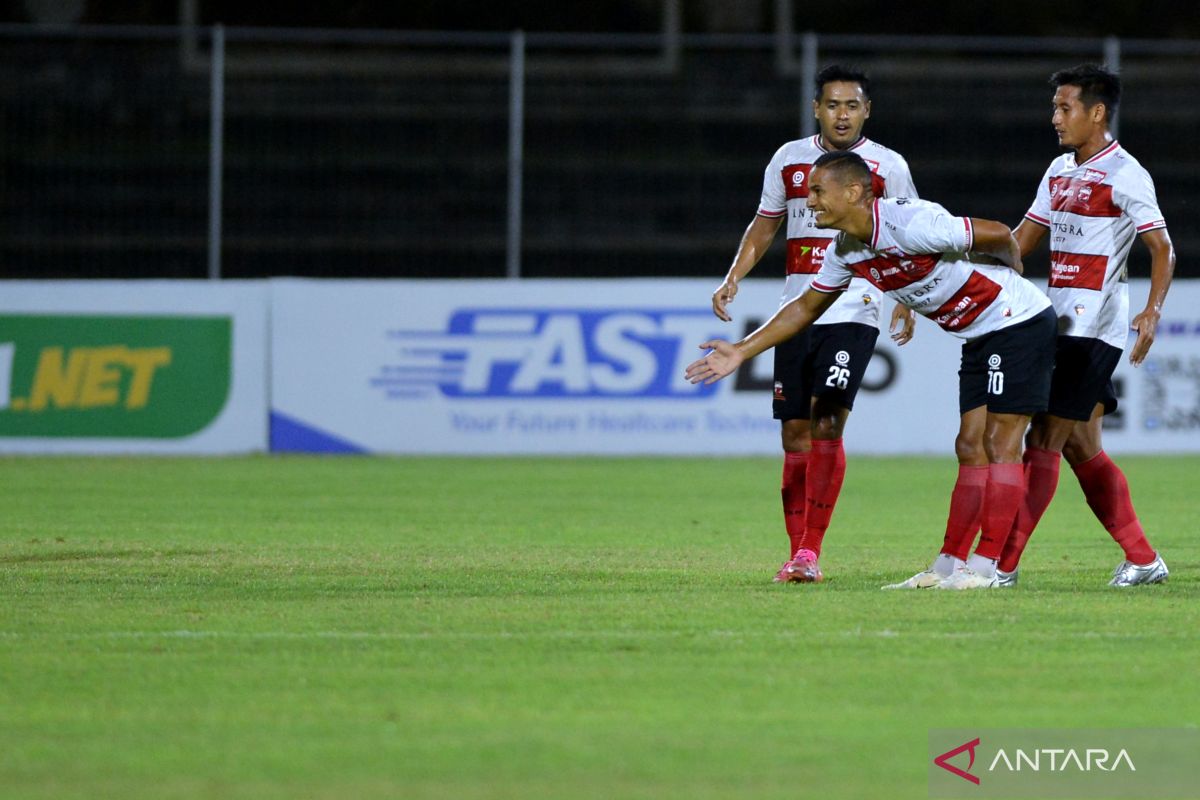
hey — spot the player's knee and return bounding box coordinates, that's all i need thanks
[810,413,845,440]
[1062,435,1101,466]
[781,420,811,452]
[983,429,1022,463]
[954,432,985,464]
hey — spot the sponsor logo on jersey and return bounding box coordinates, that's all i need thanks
[783,164,814,199]
[378,309,727,399]
[786,237,830,274]
[1049,251,1108,291]
[929,272,1003,331]
[1049,177,1121,218]
[854,254,938,292]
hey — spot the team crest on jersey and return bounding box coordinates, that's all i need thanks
[1084,168,1107,182]
[863,158,881,173]
[773,380,786,401]
[1077,184,1094,203]
[1075,303,1087,316]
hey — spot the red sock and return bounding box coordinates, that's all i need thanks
[781,451,809,557]
[941,465,989,561]
[798,438,846,559]
[1072,451,1156,565]
[973,463,1025,560]
[998,447,1061,572]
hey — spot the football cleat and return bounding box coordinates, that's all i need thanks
[1108,554,1168,587]
[773,548,824,583]
[938,565,999,590]
[881,569,944,590]
[996,568,1019,588]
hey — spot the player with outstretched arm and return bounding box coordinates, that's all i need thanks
[687,150,1056,590]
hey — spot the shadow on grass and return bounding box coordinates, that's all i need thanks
[0,547,215,565]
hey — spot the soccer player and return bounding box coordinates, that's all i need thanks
[687,151,1057,590]
[994,64,1176,587]
[710,65,917,584]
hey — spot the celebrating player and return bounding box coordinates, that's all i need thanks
[688,151,1059,590]
[994,64,1176,587]
[710,65,917,584]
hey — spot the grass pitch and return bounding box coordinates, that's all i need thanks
[1,455,1197,799]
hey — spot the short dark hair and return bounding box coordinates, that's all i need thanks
[1051,63,1121,123]
[815,64,871,101]
[813,150,873,193]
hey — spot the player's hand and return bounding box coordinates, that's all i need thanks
[1129,307,1161,366]
[712,279,738,322]
[889,305,916,346]
[685,340,744,384]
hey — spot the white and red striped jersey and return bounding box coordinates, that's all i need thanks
[1023,141,1167,349]
[812,198,1051,341]
[757,136,917,326]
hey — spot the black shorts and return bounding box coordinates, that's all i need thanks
[1047,335,1122,421]
[958,307,1057,416]
[773,321,880,421]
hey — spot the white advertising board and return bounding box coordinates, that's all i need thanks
[0,281,269,454]
[269,278,949,455]
[270,278,1200,456]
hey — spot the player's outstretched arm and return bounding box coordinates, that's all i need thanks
[713,215,783,322]
[687,289,838,384]
[1129,228,1176,366]
[969,219,1024,274]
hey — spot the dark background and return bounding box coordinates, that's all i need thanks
[2,2,1195,281]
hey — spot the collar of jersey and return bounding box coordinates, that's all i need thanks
[1070,140,1121,168]
[814,135,868,153]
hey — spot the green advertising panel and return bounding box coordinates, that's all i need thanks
[0,315,231,438]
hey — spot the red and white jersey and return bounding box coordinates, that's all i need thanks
[757,136,917,326]
[812,198,1051,341]
[1024,141,1167,349]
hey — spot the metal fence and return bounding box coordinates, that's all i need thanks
[2,25,1198,281]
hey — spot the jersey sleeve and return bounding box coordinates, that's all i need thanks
[756,146,787,218]
[811,238,853,293]
[1024,163,1054,228]
[890,203,974,255]
[1113,165,1167,234]
[883,156,918,200]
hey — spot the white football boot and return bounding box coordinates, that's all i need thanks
[881,569,945,590]
[1108,554,1168,587]
[938,565,999,590]
[995,568,1019,588]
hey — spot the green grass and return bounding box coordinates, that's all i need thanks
[1,455,1197,799]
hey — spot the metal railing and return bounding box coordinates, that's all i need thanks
[2,24,1197,280]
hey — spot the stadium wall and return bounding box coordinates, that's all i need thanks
[2,278,1196,455]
